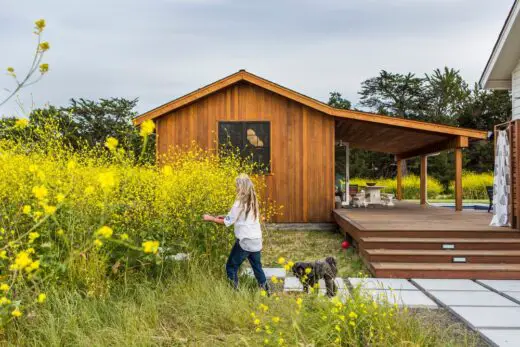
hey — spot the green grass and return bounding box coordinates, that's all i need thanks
[262,229,368,277]
[2,266,483,347]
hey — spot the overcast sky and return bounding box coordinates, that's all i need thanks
[0,0,514,117]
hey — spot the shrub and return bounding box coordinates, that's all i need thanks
[350,175,443,199]
[0,116,276,327]
[448,172,493,200]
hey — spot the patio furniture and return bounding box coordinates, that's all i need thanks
[381,193,395,207]
[364,185,386,205]
[486,185,493,213]
[351,187,367,208]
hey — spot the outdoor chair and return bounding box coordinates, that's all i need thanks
[486,185,493,213]
[381,192,395,207]
[350,185,367,208]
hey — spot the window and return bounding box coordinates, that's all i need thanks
[218,121,271,173]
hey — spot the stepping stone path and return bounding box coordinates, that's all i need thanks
[245,269,520,346]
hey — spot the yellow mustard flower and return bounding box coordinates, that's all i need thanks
[271,275,278,284]
[142,240,160,254]
[32,185,48,200]
[104,137,119,151]
[278,338,285,346]
[287,261,294,268]
[43,205,57,215]
[56,193,65,203]
[26,260,40,273]
[120,233,129,241]
[305,267,312,274]
[0,297,11,305]
[253,318,260,325]
[98,172,116,190]
[0,284,9,291]
[28,232,40,243]
[258,303,268,312]
[94,239,103,248]
[56,229,64,236]
[11,308,22,317]
[260,290,267,297]
[84,186,95,195]
[296,297,303,306]
[162,165,173,176]
[22,205,32,214]
[96,226,113,239]
[67,160,76,170]
[39,41,50,51]
[140,120,155,137]
[14,118,29,129]
[277,257,285,265]
[39,63,49,73]
[0,251,6,259]
[10,251,33,271]
[263,338,269,345]
[349,311,358,319]
[37,293,47,304]
[35,19,46,32]
[271,316,280,324]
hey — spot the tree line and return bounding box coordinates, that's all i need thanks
[0,67,509,186]
[332,67,510,188]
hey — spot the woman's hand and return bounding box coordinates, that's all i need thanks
[202,214,214,222]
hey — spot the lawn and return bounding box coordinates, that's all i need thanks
[262,229,368,277]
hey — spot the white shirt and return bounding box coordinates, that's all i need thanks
[224,200,262,252]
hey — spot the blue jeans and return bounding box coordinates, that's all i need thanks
[226,240,267,289]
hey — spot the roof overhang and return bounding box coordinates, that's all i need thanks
[480,0,520,90]
[134,70,487,157]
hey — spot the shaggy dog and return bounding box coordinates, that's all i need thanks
[292,257,337,297]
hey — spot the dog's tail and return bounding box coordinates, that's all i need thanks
[325,256,337,272]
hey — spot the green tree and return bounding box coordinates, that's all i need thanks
[359,70,427,119]
[328,92,351,110]
[424,67,470,125]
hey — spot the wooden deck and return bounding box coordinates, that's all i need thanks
[333,201,520,279]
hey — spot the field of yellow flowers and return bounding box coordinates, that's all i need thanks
[0,117,480,346]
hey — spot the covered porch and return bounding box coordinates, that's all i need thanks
[333,112,487,211]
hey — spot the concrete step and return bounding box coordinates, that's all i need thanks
[370,262,520,280]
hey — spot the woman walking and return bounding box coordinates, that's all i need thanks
[203,174,269,292]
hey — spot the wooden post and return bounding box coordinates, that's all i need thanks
[420,155,427,205]
[455,148,463,211]
[396,159,403,200]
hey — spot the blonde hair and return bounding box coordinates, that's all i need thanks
[235,173,259,221]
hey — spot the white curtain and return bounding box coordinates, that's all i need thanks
[490,130,511,227]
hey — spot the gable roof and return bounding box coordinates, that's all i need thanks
[480,0,520,89]
[135,70,487,140]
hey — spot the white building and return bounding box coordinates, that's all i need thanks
[480,0,520,119]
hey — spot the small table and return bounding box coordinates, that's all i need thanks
[364,185,385,205]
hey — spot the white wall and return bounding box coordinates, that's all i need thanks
[513,60,520,120]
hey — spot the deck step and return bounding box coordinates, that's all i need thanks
[365,249,520,263]
[361,230,520,239]
[361,237,520,250]
[370,262,520,280]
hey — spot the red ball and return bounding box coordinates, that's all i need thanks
[341,241,350,249]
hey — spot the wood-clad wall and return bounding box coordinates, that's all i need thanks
[156,82,335,223]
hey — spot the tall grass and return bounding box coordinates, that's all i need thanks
[350,172,493,200]
[0,115,481,346]
[350,175,443,199]
[4,264,481,346]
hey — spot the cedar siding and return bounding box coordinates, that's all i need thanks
[156,81,335,223]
